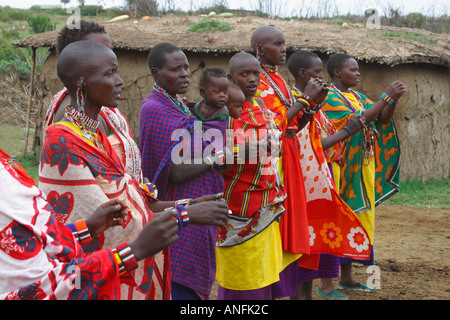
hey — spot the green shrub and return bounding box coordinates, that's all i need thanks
[80,5,105,16]
[0,7,30,22]
[27,15,56,34]
[0,33,30,74]
[189,18,232,33]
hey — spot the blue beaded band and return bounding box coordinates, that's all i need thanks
[175,205,189,228]
[381,92,397,105]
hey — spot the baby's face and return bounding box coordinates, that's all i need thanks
[227,90,245,119]
[203,76,229,109]
[228,101,243,119]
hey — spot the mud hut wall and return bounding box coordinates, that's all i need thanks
[35,49,235,147]
[36,50,449,181]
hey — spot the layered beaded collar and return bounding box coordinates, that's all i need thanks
[259,62,278,74]
[65,105,100,140]
[259,62,294,108]
[329,84,377,165]
[153,83,192,116]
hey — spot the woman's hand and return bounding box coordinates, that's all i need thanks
[190,193,224,205]
[304,78,329,105]
[129,210,179,261]
[85,199,130,238]
[385,80,407,101]
[187,200,230,227]
[345,113,364,135]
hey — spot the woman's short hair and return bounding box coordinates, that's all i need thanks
[326,53,352,79]
[56,20,106,55]
[287,50,320,78]
[148,42,182,70]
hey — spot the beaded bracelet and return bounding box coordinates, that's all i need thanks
[140,182,158,198]
[73,220,92,244]
[300,93,317,108]
[175,205,189,228]
[215,148,225,165]
[381,93,398,105]
[114,253,127,275]
[175,198,191,207]
[295,98,310,109]
[115,242,139,273]
[343,126,353,136]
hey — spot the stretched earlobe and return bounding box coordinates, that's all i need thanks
[255,45,263,59]
[76,81,87,113]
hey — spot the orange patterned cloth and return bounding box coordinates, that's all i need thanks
[256,68,310,255]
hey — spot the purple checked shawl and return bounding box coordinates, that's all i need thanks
[139,89,227,299]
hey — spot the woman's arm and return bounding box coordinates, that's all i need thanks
[321,113,364,150]
[363,80,407,125]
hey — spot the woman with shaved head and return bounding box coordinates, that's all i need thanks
[251,25,331,293]
[43,20,142,183]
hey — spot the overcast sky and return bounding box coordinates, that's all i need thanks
[1,0,449,17]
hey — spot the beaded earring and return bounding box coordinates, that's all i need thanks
[76,86,86,114]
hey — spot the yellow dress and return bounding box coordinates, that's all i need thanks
[215,221,299,290]
[215,98,300,291]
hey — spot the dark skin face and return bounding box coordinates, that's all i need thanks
[303,57,324,81]
[227,88,245,119]
[200,76,229,109]
[332,58,360,92]
[152,50,190,96]
[69,49,123,120]
[294,56,324,90]
[255,28,286,66]
[228,56,261,98]
[54,32,114,126]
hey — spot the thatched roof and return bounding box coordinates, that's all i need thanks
[13,15,450,67]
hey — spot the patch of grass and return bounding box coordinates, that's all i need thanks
[188,18,232,33]
[0,125,33,156]
[385,177,450,208]
[14,153,40,184]
[378,30,438,45]
[0,125,38,183]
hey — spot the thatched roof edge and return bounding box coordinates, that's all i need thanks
[12,17,449,68]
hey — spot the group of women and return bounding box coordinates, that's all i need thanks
[0,20,405,300]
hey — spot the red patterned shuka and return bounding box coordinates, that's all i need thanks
[219,98,286,247]
[0,149,122,300]
[38,122,170,300]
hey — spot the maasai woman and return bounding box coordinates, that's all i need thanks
[215,51,300,300]
[39,41,229,300]
[322,53,406,291]
[0,148,180,300]
[43,20,142,182]
[139,43,229,300]
[251,26,330,278]
[287,50,368,300]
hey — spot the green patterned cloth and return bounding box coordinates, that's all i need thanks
[322,88,400,214]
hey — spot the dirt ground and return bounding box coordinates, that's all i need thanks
[210,204,450,300]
